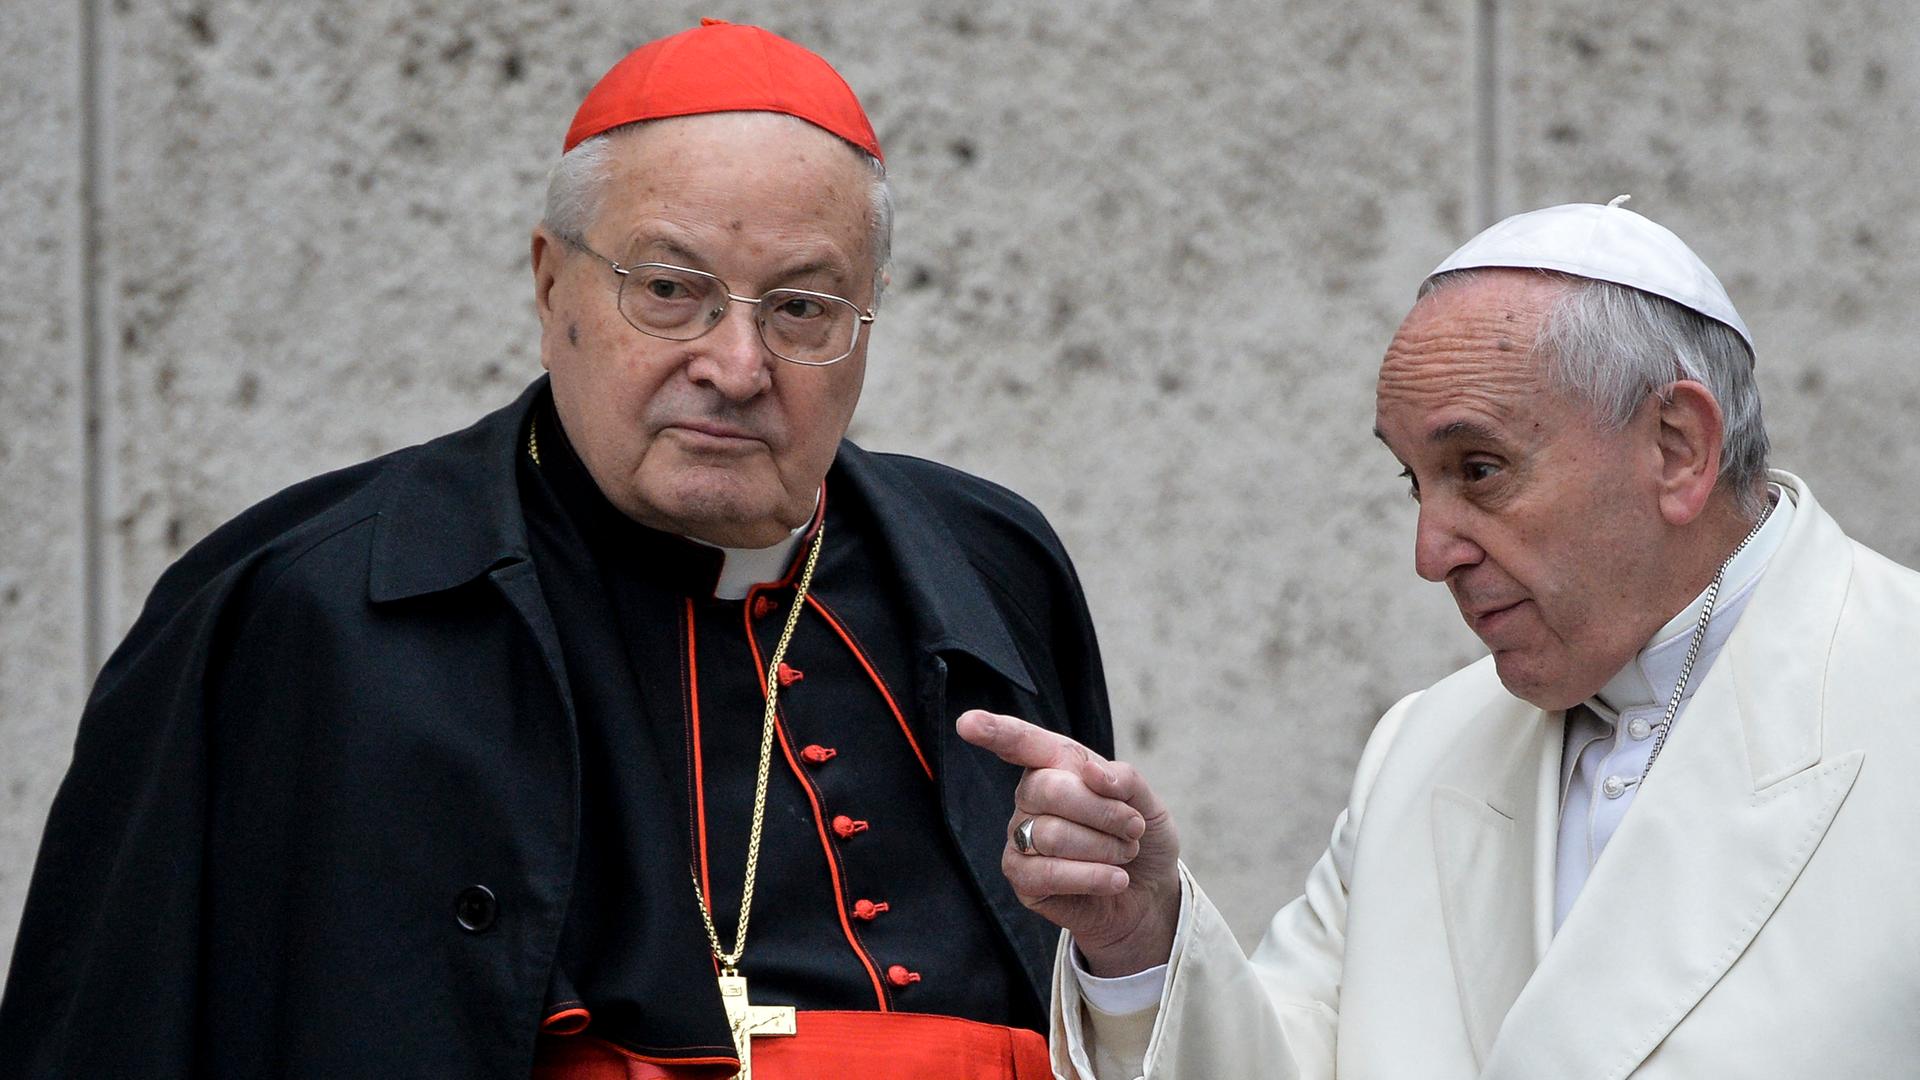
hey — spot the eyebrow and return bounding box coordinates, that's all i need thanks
[635,236,706,267]
[1371,419,1506,447]
[1428,419,1505,445]
[770,259,852,289]
[625,235,853,291]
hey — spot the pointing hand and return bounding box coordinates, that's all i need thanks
[956,709,1182,976]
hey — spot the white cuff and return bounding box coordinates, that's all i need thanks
[1068,940,1170,1016]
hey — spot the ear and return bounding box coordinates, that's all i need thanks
[531,226,564,324]
[1654,380,1725,526]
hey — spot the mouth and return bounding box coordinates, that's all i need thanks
[1463,598,1528,634]
[663,420,766,448]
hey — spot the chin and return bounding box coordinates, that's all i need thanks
[649,483,796,545]
[1491,655,1587,712]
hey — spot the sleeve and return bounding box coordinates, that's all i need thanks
[1070,947,1169,1014]
[1047,692,1422,1080]
[0,572,241,1076]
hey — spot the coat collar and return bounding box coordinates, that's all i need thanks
[367,377,1035,690]
[1470,471,1865,1079]
[815,443,1038,693]
[367,379,543,603]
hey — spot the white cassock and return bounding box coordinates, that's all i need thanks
[1053,472,1920,1079]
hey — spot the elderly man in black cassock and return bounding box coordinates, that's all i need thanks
[0,21,1106,1080]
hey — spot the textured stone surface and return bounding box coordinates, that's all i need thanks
[1504,0,1920,567]
[8,0,1920,971]
[0,6,87,958]
[103,3,576,627]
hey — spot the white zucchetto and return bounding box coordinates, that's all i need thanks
[1428,195,1754,358]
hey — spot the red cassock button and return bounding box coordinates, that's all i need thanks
[801,744,838,765]
[777,662,804,687]
[752,595,779,620]
[853,898,889,921]
[832,815,869,839]
[887,965,921,987]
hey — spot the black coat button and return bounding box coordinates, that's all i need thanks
[454,885,498,932]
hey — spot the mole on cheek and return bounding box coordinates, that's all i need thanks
[568,322,580,348]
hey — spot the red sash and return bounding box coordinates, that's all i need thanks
[532,1011,1051,1080]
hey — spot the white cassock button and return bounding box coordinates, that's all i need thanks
[1602,775,1628,799]
[1627,718,1653,741]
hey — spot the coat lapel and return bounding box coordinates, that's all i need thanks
[1430,699,1562,1065]
[1481,475,1864,1080]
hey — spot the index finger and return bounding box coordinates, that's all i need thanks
[956,710,1108,773]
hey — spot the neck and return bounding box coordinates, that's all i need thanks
[1591,485,1786,712]
[1644,497,1759,636]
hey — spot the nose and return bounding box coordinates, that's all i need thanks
[1413,499,1484,583]
[685,299,773,401]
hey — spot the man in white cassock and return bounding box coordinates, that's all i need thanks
[959,198,1920,1079]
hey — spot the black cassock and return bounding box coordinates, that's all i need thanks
[0,378,1112,1079]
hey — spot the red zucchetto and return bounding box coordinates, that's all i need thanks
[562,18,882,162]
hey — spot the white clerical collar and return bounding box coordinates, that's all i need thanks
[1589,483,1794,715]
[687,492,821,601]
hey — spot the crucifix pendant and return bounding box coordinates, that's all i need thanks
[718,972,796,1080]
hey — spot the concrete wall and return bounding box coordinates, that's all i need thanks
[4,0,1916,966]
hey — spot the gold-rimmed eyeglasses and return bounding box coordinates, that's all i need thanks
[561,235,874,366]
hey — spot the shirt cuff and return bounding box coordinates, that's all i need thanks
[1068,941,1170,1016]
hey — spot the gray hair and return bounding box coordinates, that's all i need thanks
[1420,269,1771,521]
[542,115,894,306]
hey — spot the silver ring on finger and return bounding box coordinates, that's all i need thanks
[1013,816,1039,856]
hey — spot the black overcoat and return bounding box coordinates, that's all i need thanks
[0,379,1112,1078]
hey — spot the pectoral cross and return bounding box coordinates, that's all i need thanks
[718,972,796,1080]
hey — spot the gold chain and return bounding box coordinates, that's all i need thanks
[694,523,825,975]
[528,413,542,466]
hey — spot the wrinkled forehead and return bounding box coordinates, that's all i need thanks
[603,110,878,196]
[613,108,880,167]
[1374,271,1570,440]
[1385,272,1563,376]
[596,113,878,265]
